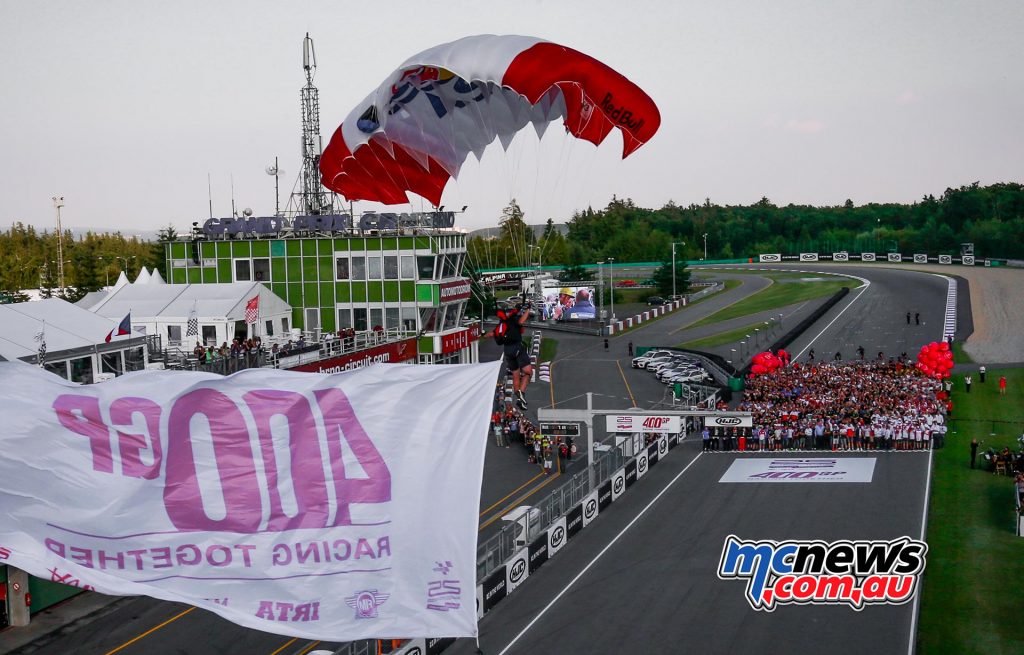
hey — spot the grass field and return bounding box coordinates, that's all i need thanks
[952,341,974,364]
[689,275,855,328]
[677,320,766,349]
[538,337,558,363]
[918,367,1024,655]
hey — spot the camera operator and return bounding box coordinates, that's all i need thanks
[484,296,534,410]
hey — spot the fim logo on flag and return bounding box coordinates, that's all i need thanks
[345,590,389,619]
[245,296,260,325]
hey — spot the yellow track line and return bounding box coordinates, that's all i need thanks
[548,360,556,408]
[104,606,196,655]
[269,638,299,655]
[479,472,546,518]
[616,360,637,408]
[478,470,562,532]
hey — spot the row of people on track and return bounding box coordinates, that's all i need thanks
[701,422,945,451]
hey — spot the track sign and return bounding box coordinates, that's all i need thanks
[582,490,600,527]
[799,253,819,262]
[887,253,902,262]
[611,468,626,501]
[962,255,975,265]
[913,254,928,264]
[705,414,754,428]
[505,548,529,593]
[939,255,952,264]
[861,253,877,262]
[547,516,567,557]
[832,252,849,262]
[759,254,781,263]
[636,450,649,480]
[607,415,681,434]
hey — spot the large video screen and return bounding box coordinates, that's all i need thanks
[541,285,597,321]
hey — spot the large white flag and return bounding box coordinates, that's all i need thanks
[0,360,500,640]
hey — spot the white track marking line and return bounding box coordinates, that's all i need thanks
[495,451,705,655]
[791,273,871,360]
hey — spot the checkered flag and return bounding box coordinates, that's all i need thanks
[245,295,259,325]
[34,322,46,367]
[186,302,199,337]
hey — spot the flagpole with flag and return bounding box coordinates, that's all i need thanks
[245,294,259,340]
[186,300,199,347]
[34,321,46,368]
[105,312,132,343]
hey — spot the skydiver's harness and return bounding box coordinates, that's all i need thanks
[493,308,522,346]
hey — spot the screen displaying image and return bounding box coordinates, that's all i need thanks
[542,285,597,321]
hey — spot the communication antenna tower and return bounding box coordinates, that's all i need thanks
[52,196,66,293]
[288,33,335,216]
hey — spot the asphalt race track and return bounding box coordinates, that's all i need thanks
[5,264,951,655]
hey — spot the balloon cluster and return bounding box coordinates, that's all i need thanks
[750,350,785,376]
[916,341,954,379]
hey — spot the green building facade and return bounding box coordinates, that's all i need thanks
[165,231,479,364]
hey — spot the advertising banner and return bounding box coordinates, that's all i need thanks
[598,479,613,512]
[704,415,754,428]
[658,435,669,459]
[887,253,902,262]
[504,549,529,594]
[832,252,849,262]
[541,285,597,321]
[962,255,975,265]
[719,458,877,483]
[0,360,501,640]
[625,460,638,488]
[527,534,548,574]
[546,517,567,557]
[439,323,481,355]
[759,254,781,263]
[861,253,876,262]
[480,566,507,614]
[938,255,952,264]
[581,490,600,528]
[287,337,418,373]
[636,450,649,480]
[611,468,626,502]
[913,254,928,264]
[439,278,472,303]
[799,253,819,262]
[606,415,681,434]
[565,504,584,540]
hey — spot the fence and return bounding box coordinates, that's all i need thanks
[475,444,628,580]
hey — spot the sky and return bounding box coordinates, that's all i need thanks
[2,0,1022,235]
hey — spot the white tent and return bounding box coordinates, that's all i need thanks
[86,282,291,349]
[134,267,152,284]
[150,268,166,285]
[0,299,145,382]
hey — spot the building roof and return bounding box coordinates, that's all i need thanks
[85,282,290,321]
[0,299,121,361]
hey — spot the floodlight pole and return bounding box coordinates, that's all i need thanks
[672,242,685,298]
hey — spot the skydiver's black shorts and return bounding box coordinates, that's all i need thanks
[503,342,532,372]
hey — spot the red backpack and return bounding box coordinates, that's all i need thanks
[493,308,519,345]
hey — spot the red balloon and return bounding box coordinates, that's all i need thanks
[752,364,767,375]
[939,342,950,352]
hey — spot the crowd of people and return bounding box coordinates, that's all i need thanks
[192,336,264,363]
[708,358,949,451]
[490,382,575,475]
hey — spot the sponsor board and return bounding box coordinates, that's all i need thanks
[647,442,660,467]
[285,337,418,372]
[547,516,567,557]
[861,253,876,262]
[913,254,928,264]
[938,255,952,264]
[625,460,638,488]
[565,504,584,540]
[718,535,927,612]
[606,415,681,434]
[611,468,626,501]
[658,435,669,459]
[598,479,613,512]
[799,253,819,262]
[759,254,781,263]
[719,458,876,483]
[705,415,754,428]
[426,638,456,655]
[505,548,529,593]
[439,278,472,303]
[528,534,548,574]
[582,490,600,528]
[962,255,975,266]
[832,252,849,262]
[887,253,902,262]
[481,565,507,614]
[439,323,480,354]
[475,585,484,619]
[636,451,649,480]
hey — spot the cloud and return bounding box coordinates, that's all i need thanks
[783,119,826,134]
[897,89,919,105]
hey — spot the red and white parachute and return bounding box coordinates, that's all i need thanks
[320,35,661,205]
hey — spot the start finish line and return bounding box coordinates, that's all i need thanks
[719,458,877,483]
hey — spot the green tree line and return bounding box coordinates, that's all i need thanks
[0,223,169,300]
[469,182,1024,268]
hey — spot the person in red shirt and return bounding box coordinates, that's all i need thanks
[999,375,1007,395]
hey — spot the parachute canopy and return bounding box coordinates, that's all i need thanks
[320,35,661,205]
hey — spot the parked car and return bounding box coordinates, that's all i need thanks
[617,279,637,287]
[647,296,666,306]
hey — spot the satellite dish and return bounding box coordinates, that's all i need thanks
[242,207,253,216]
